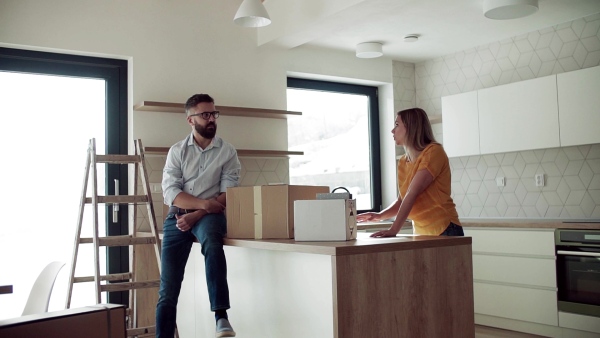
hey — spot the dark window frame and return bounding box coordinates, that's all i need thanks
[287,77,382,213]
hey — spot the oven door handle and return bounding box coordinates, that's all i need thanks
[557,250,600,257]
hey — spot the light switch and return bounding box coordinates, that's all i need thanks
[496,177,505,187]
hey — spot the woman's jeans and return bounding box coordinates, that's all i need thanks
[156,212,230,338]
[440,222,464,236]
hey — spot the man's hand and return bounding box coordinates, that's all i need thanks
[175,211,204,232]
[202,199,225,214]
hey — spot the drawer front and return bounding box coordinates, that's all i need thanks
[559,311,600,334]
[474,282,558,326]
[473,254,556,288]
[465,228,555,256]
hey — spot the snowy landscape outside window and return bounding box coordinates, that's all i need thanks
[287,78,381,212]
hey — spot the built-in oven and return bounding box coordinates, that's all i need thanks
[555,229,600,318]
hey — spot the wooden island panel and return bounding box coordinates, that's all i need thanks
[176,233,474,338]
[333,242,474,338]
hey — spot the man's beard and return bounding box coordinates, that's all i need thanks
[194,121,217,139]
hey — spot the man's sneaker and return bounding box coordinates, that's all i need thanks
[216,318,236,337]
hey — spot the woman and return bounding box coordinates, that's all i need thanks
[357,108,463,237]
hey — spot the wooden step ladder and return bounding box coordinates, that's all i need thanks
[65,138,177,337]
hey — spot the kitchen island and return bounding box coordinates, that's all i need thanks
[176,232,474,338]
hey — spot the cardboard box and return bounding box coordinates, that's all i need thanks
[0,303,126,338]
[226,184,329,239]
[294,199,358,241]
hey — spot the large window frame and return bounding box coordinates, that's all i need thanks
[287,77,382,213]
[0,47,129,305]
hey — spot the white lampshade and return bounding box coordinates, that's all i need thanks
[356,42,383,58]
[483,0,538,20]
[234,0,271,28]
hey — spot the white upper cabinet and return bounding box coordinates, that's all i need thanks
[557,65,600,147]
[442,91,479,157]
[478,75,560,155]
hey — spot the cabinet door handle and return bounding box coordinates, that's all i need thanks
[557,250,600,258]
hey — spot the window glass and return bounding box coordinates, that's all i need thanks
[0,72,106,317]
[287,79,381,212]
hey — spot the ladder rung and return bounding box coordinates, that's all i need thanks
[100,280,161,292]
[74,272,132,283]
[80,235,157,246]
[127,326,156,336]
[85,195,149,204]
[96,154,141,164]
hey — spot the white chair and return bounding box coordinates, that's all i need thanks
[22,261,65,316]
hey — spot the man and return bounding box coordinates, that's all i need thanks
[156,93,241,338]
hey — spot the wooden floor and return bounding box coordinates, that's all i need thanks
[475,325,547,338]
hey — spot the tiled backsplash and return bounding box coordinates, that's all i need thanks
[135,155,289,231]
[450,144,600,219]
[393,12,600,219]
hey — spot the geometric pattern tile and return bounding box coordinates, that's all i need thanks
[394,12,600,219]
[448,144,600,219]
[393,61,418,157]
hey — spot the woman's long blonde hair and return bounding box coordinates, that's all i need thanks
[398,108,437,161]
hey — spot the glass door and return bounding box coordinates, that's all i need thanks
[0,47,128,318]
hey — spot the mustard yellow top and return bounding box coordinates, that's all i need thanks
[397,143,460,235]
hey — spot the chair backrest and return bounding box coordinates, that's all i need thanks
[22,261,66,316]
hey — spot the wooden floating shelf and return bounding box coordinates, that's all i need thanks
[429,115,442,124]
[134,101,301,119]
[145,147,303,158]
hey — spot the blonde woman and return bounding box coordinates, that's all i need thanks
[357,108,463,237]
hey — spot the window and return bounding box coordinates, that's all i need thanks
[287,78,381,212]
[0,47,128,317]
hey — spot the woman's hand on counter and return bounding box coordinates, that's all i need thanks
[370,227,400,238]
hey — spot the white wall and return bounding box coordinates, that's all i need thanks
[0,0,397,206]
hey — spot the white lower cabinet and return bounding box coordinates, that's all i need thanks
[474,282,558,326]
[465,228,559,333]
[466,227,600,338]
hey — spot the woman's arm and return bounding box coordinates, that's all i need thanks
[357,197,402,222]
[370,168,434,237]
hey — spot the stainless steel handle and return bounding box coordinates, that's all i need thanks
[113,179,119,223]
[557,250,600,258]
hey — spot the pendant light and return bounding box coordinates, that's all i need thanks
[483,0,539,20]
[234,0,271,28]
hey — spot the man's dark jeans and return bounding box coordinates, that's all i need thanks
[156,212,230,337]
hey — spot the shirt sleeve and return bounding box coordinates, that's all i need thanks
[220,146,241,193]
[162,146,184,206]
[417,144,446,179]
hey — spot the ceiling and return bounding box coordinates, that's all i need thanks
[259,0,600,63]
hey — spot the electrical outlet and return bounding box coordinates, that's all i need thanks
[150,183,162,193]
[496,177,505,187]
[535,174,545,187]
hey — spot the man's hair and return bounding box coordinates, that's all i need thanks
[185,94,214,116]
[397,107,436,152]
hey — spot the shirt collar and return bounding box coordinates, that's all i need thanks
[186,133,222,151]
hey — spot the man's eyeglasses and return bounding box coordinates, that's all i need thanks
[189,111,220,120]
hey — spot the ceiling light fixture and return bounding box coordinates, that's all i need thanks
[356,42,383,58]
[483,0,539,20]
[234,0,271,28]
[404,34,419,43]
